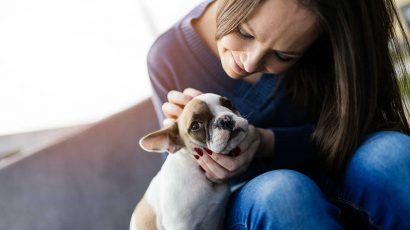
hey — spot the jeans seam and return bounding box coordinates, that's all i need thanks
[332,197,382,230]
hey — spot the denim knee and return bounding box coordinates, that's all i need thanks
[225,170,342,229]
[238,170,320,207]
[342,131,410,228]
[345,131,410,192]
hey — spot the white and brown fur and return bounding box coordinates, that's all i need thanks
[130,93,249,230]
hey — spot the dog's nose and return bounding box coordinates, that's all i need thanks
[216,115,235,130]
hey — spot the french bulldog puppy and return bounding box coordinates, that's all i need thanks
[129,93,250,230]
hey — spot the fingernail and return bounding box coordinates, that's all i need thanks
[194,155,200,160]
[198,166,205,173]
[204,148,213,155]
[194,148,203,156]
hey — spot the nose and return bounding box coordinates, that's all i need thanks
[216,115,235,130]
[240,48,264,73]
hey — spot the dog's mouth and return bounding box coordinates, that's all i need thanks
[229,127,245,141]
[226,128,245,156]
[206,116,248,154]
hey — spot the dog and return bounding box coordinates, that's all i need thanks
[129,93,249,230]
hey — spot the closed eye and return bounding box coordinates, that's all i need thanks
[273,51,295,63]
[236,25,254,40]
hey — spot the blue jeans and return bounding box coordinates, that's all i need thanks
[224,131,410,229]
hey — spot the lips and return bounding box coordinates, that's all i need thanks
[229,127,245,141]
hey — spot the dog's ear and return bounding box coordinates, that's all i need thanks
[139,122,183,153]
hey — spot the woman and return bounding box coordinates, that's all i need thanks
[147,0,410,228]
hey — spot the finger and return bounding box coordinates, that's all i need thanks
[195,155,221,183]
[203,148,238,172]
[195,149,231,181]
[208,150,251,179]
[207,176,224,184]
[241,125,256,147]
[162,118,176,128]
[183,88,203,98]
[232,163,250,177]
[236,126,258,155]
[235,139,260,166]
[200,161,222,183]
[162,102,183,118]
[167,90,193,107]
[203,150,249,180]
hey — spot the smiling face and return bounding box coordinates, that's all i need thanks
[139,94,248,155]
[216,0,319,78]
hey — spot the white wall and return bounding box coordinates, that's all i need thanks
[0,0,203,135]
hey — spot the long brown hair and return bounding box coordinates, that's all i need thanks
[216,0,410,177]
[215,0,262,39]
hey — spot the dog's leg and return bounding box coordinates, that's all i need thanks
[130,195,157,230]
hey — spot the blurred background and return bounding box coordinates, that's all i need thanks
[0,0,409,229]
[0,1,206,229]
[0,0,202,161]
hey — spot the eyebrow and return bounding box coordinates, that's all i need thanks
[243,22,303,57]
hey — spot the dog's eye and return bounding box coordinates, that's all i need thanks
[190,121,202,132]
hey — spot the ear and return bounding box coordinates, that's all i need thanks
[139,122,183,153]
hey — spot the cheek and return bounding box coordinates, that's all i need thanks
[217,34,249,78]
[268,61,296,74]
[218,34,245,52]
[264,56,299,74]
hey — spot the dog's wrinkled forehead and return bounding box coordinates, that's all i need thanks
[180,94,236,119]
[193,94,236,114]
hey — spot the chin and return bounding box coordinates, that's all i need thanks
[226,71,242,79]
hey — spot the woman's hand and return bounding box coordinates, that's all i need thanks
[194,125,263,184]
[162,88,202,127]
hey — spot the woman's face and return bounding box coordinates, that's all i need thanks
[217,0,320,79]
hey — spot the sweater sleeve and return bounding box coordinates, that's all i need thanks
[147,60,168,128]
[146,30,178,128]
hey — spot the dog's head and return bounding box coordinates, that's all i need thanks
[140,93,248,155]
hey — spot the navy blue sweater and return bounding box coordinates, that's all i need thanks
[147,0,314,169]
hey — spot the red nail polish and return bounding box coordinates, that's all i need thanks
[194,148,203,156]
[204,148,213,155]
[194,155,200,160]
